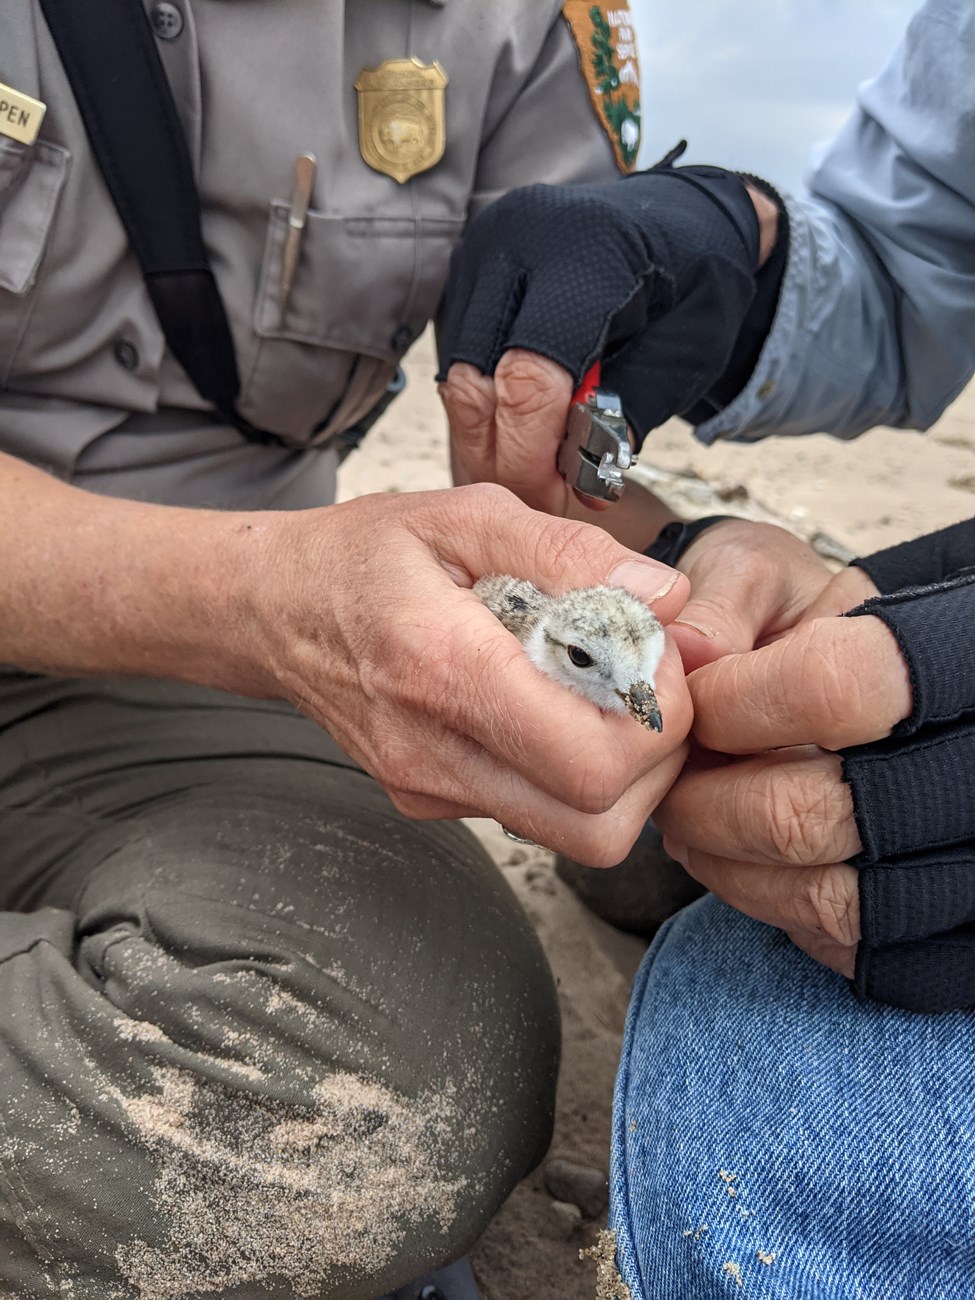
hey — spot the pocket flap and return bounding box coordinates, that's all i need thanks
[0,140,69,295]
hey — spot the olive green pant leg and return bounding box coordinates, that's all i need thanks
[0,675,559,1299]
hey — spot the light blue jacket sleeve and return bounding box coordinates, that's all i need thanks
[695,0,975,445]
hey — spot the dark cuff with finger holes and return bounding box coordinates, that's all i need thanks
[840,567,975,1013]
[845,714,975,1013]
[854,927,975,1013]
[843,571,975,736]
[644,516,735,568]
[852,517,975,592]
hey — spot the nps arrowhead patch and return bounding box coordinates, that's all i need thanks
[562,3,641,173]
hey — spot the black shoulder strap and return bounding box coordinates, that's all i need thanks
[38,0,282,446]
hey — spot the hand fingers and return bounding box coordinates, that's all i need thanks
[500,736,691,867]
[666,521,833,670]
[798,565,881,622]
[688,615,912,754]
[434,608,693,811]
[395,723,691,868]
[570,490,613,514]
[489,349,574,514]
[785,931,857,979]
[326,624,690,867]
[441,353,577,516]
[665,838,860,977]
[411,482,690,624]
[300,487,694,853]
[654,747,860,865]
[331,489,693,818]
[440,363,499,487]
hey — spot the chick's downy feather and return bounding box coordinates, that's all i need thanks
[474,575,665,731]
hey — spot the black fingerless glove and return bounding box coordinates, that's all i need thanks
[841,525,975,1012]
[438,143,786,447]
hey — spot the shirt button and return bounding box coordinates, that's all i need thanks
[113,339,140,372]
[391,324,413,352]
[149,2,184,40]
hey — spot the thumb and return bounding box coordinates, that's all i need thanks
[506,504,688,625]
[669,592,756,672]
[799,565,881,621]
[492,349,575,514]
[668,520,834,670]
[420,484,689,625]
[440,363,498,487]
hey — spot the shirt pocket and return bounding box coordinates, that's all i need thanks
[0,138,70,384]
[240,204,463,444]
[0,139,69,293]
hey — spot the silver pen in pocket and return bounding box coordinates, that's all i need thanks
[279,152,317,327]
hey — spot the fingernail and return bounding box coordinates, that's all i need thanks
[674,618,718,639]
[609,559,681,603]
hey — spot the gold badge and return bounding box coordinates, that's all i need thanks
[562,4,641,172]
[0,80,46,146]
[355,58,447,184]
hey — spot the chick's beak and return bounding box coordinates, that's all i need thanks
[617,681,663,733]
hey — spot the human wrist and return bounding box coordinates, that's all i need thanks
[744,183,779,268]
[644,515,735,568]
[683,176,787,425]
[566,480,679,552]
[172,505,293,699]
[92,498,284,698]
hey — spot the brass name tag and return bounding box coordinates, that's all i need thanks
[0,80,46,146]
[355,58,447,184]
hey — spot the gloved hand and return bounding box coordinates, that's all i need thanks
[655,519,975,1014]
[839,520,975,1012]
[439,142,784,449]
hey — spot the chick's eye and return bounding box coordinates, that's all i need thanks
[567,645,593,668]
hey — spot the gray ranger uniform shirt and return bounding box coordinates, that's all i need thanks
[0,0,621,509]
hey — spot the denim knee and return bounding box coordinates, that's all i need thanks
[611,895,975,1300]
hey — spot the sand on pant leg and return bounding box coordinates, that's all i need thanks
[114,1054,466,1299]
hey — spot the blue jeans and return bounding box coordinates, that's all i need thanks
[611,895,975,1299]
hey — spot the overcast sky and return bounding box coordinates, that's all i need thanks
[631,0,919,191]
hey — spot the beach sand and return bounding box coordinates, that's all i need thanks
[339,330,975,1299]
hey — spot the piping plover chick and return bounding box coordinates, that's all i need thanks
[474,575,665,732]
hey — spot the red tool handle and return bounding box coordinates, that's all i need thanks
[573,361,601,406]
